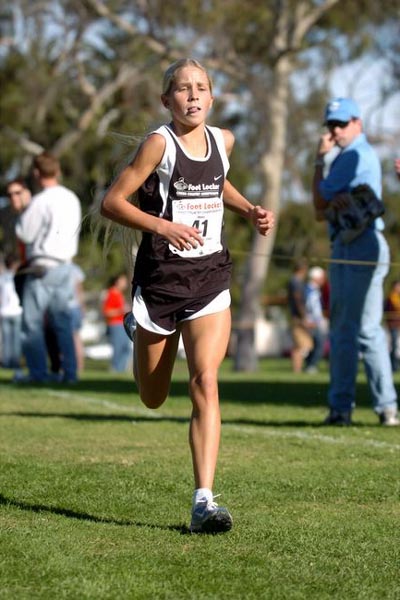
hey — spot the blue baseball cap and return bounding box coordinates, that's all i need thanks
[324,97,361,123]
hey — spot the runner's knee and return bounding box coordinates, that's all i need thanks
[190,370,218,404]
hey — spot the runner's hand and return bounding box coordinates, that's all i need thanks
[252,205,275,236]
[160,220,204,251]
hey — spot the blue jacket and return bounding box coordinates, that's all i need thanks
[319,133,383,232]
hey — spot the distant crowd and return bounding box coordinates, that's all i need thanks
[1,154,399,385]
[0,152,133,383]
[286,258,400,376]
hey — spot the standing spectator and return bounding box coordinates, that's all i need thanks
[7,176,63,379]
[6,177,32,286]
[384,279,400,372]
[0,253,23,372]
[15,152,82,384]
[304,266,327,374]
[3,178,31,377]
[6,177,31,216]
[102,273,132,373]
[287,259,313,373]
[312,97,398,426]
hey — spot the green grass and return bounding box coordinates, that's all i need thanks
[0,359,399,599]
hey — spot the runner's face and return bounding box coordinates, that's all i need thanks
[162,66,213,127]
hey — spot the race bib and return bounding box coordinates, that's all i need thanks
[169,198,223,258]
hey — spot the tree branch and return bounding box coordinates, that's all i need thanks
[2,127,44,156]
[292,0,341,46]
[52,64,142,156]
[84,0,167,55]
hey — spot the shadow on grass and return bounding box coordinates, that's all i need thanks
[0,376,373,409]
[1,411,189,424]
[0,493,190,534]
[0,410,378,428]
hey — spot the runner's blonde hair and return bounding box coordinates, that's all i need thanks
[162,59,213,96]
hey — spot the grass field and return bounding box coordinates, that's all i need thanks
[0,358,399,600]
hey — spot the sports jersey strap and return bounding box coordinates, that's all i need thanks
[205,126,230,175]
[149,125,176,168]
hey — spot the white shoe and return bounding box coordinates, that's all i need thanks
[379,408,400,426]
[190,496,233,534]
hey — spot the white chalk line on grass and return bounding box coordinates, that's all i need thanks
[44,389,158,417]
[226,425,400,451]
[43,389,400,452]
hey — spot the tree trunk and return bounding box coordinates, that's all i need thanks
[233,0,341,371]
[234,53,292,371]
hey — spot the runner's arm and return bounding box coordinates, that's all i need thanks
[101,134,203,251]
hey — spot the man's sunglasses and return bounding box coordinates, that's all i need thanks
[326,120,350,131]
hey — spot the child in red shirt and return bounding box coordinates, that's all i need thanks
[102,273,132,372]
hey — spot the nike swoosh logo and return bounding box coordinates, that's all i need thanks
[214,175,223,181]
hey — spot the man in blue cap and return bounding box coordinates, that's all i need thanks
[312,97,398,426]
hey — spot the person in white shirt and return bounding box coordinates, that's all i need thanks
[304,266,327,374]
[0,254,23,370]
[15,152,82,383]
